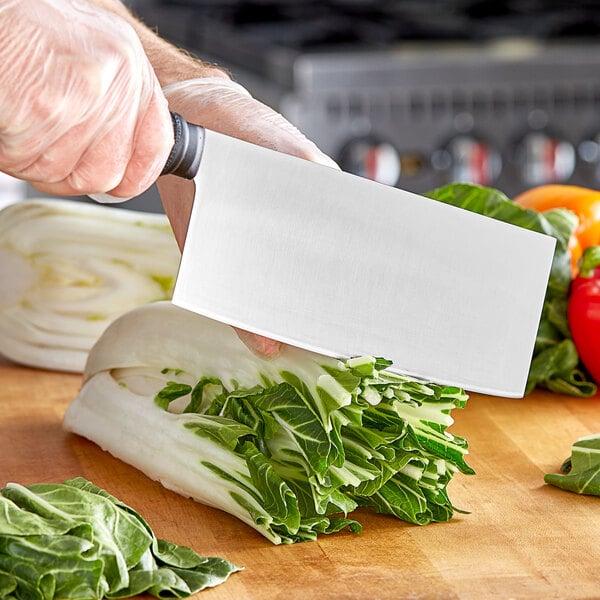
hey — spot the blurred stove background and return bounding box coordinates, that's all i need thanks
[131,0,600,198]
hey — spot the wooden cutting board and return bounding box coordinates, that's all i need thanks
[2,359,600,599]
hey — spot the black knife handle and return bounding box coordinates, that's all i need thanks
[161,112,205,179]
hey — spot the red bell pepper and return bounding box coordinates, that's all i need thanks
[568,246,600,384]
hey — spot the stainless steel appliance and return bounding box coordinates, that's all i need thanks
[135,0,600,196]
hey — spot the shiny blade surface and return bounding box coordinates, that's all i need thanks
[173,130,556,397]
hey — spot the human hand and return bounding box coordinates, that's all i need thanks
[0,0,172,198]
[157,77,338,247]
[157,77,338,358]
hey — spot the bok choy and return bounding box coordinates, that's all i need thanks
[64,302,473,545]
[0,199,179,372]
[0,476,240,599]
[545,434,600,495]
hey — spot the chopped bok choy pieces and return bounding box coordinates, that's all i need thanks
[545,434,600,495]
[0,199,179,372]
[64,302,473,544]
[0,477,240,599]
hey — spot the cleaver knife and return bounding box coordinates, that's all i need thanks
[162,113,555,398]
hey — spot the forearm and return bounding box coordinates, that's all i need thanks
[89,0,230,85]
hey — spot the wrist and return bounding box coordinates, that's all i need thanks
[137,31,231,86]
[89,0,231,86]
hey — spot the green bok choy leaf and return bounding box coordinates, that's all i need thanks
[0,477,240,599]
[64,302,473,545]
[0,199,179,372]
[545,434,600,495]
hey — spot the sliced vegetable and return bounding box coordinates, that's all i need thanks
[64,302,473,545]
[0,476,240,599]
[545,435,600,495]
[426,183,596,397]
[0,199,179,372]
[568,246,600,384]
[515,184,600,275]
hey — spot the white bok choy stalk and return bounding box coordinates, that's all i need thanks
[0,199,179,372]
[64,302,474,545]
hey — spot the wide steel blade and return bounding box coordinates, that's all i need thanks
[172,130,555,397]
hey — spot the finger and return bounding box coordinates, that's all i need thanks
[26,123,132,196]
[107,82,173,198]
[234,328,283,359]
[157,175,194,251]
[18,114,135,195]
[29,84,172,198]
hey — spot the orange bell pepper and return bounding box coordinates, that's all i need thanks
[514,184,600,276]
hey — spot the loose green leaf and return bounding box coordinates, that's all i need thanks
[545,435,600,495]
[0,477,241,599]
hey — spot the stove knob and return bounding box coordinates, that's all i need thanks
[578,133,600,182]
[431,135,501,186]
[338,138,402,187]
[515,131,575,186]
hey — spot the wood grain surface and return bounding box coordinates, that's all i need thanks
[2,359,600,599]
